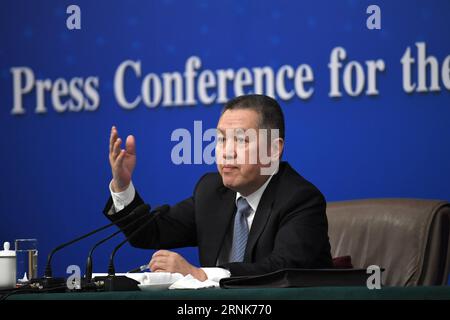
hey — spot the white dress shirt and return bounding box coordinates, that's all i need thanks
[109,174,274,282]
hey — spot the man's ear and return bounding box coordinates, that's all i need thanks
[271,138,284,160]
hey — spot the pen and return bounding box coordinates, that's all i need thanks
[127,264,149,273]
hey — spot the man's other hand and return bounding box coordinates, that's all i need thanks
[149,250,207,281]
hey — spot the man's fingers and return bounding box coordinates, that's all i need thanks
[152,250,171,258]
[111,138,122,161]
[109,126,118,154]
[115,150,126,168]
[149,257,167,272]
[125,135,136,155]
[149,254,174,270]
[150,264,162,272]
[149,256,164,268]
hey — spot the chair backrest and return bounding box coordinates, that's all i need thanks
[326,199,450,286]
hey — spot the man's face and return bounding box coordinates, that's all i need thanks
[216,109,271,196]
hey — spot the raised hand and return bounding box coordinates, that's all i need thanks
[109,126,136,192]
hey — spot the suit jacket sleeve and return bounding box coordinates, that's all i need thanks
[103,190,198,250]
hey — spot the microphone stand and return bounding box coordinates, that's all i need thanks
[83,207,153,287]
[33,203,150,290]
[100,205,169,291]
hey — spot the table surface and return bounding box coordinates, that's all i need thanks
[6,286,450,300]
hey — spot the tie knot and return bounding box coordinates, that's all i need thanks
[236,197,251,216]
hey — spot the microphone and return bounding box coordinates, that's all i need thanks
[85,204,151,283]
[37,203,150,289]
[101,204,170,291]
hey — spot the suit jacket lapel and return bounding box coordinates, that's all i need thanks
[244,178,277,262]
[204,187,236,265]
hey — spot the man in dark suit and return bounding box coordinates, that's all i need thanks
[104,94,332,281]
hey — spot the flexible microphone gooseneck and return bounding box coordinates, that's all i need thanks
[85,203,151,282]
[101,205,170,291]
[39,203,150,289]
[108,204,170,275]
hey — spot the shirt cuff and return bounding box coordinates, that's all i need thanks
[200,267,231,282]
[109,180,136,212]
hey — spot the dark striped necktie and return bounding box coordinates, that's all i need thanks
[229,197,252,262]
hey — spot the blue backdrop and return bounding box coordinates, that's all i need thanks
[0,0,449,281]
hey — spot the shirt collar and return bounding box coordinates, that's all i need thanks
[235,174,274,212]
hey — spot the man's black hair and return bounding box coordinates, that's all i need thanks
[221,94,285,140]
